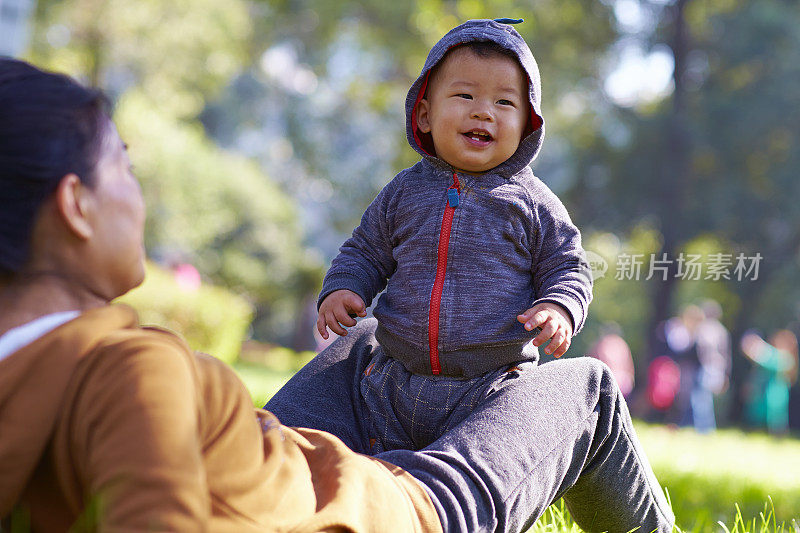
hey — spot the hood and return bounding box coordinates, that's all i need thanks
[0,305,139,516]
[405,19,545,177]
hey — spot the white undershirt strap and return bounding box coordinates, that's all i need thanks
[0,311,81,362]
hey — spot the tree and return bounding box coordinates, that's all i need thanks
[204,0,619,254]
[567,0,800,423]
[27,0,324,345]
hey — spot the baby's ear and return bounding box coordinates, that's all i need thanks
[416,99,432,133]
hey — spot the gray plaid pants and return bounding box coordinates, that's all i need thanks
[266,319,675,533]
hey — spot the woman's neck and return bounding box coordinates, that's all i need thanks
[0,272,106,336]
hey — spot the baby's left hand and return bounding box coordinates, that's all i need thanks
[517,302,573,358]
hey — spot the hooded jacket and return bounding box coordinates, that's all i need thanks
[319,19,593,378]
[0,305,440,532]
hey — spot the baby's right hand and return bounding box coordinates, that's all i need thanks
[317,289,367,339]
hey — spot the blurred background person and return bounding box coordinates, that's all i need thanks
[660,303,729,432]
[645,355,681,423]
[666,305,704,429]
[692,299,732,431]
[589,323,635,398]
[640,318,683,422]
[741,329,799,435]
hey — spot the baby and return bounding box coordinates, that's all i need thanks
[317,19,592,444]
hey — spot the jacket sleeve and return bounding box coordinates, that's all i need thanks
[70,338,210,532]
[318,175,402,308]
[529,189,593,334]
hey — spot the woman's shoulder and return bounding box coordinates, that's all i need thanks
[65,307,202,400]
[86,320,253,420]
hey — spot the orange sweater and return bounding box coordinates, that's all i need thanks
[0,305,441,532]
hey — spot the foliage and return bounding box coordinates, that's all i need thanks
[113,91,324,340]
[25,0,800,374]
[117,262,253,365]
[28,0,252,114]
[570,0,800,323]
[572,225,661,361]
[559,0,800,422]
[204,0,619,254]
[573,228,744,372]
[27,0,325,344]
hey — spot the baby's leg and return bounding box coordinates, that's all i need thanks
[360,353,504,452]
[377,357,675,533]
[264,318,380,454]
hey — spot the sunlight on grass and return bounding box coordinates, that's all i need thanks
[634,422,800,530]
[525,494,799,533]
[527,500,582,533]
[716,497,800,533]
[232,360,293,407]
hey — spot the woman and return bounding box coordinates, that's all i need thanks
[0,58,437,532]
[0,59,674,533]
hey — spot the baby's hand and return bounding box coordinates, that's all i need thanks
[517,302,573,358]
[317,289,367,339]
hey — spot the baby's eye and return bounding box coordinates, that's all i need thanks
[456,93,473,100]
[497,99,515,106]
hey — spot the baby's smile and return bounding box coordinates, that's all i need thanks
[463,129,493,145]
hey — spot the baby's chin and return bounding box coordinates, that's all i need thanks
[449,161,496,175]
[443,151,517,174]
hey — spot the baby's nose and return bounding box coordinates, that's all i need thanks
[471,103,493,120]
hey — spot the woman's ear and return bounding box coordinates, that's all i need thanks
[416,99,432,133]
[54,174,93,240]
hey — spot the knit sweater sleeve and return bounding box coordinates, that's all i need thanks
[318,174,402,308]
[529,185,593,334]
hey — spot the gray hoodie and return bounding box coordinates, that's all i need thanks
[320,19,592,378]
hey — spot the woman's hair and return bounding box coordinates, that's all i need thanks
[0,58,110,275]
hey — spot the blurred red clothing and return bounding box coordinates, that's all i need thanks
[647,356,681,410]
[590,333,635,397]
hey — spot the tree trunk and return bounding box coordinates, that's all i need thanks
[643,0,692,373]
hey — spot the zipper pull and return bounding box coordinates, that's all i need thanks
[447,188,459,208]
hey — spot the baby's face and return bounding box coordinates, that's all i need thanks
[416,47,528,174]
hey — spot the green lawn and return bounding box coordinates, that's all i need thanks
[234,362,800,532]
[233,360,294,408]
[634,423,800,531]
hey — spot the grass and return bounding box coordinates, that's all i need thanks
[633,423,800,531]
[232,360,294,407]
[233,361,800,532]
[526,500,583,533]
[525,497,800,533]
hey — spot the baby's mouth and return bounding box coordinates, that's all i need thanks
[463,130,493,142]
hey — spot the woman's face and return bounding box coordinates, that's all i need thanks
[85,121,146,299]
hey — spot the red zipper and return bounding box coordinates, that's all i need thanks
[428,171,460,375]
